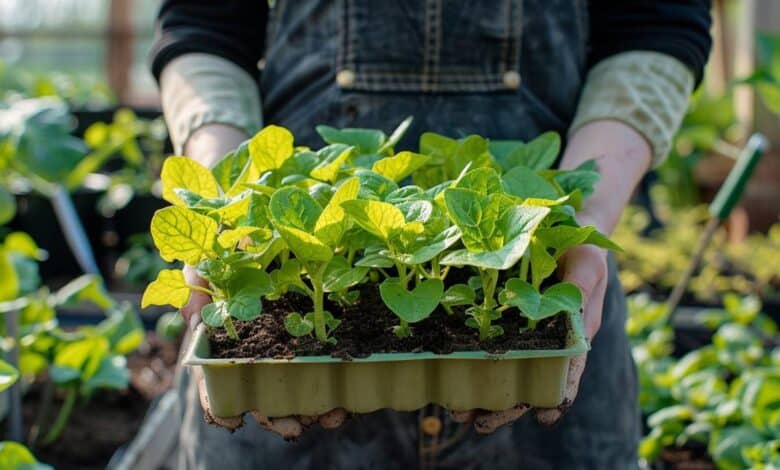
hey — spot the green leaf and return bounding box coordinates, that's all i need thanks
[161,156,220,206]
[227,293,262,321]
[400,225,461,264]
[354,169,399,200]
[499,278,540,313]
[441,284,476,308]
[355,252,394,268]
[314,177,360,247]
[372,151,431,182]
[323,256,367,292]
[249,125,294,174]
[284,312,314,337]
[52,336,109,383]
[316,125,386,154]
[0,186,16,225]
[502,132,560,171]
[82,355,129,392]
[379,278,443,324]
[54,274,114,310]
[0,360,19,392]
[269,187,323,232]
[217,226,262,249]
[441,204,549,270]
[269,257,303,286]
[310,144,353,182]
[341,199,406,241]
[3,232,43,260]
[529,239,556,288]
[709,426,765,470]
[538,282,582,319]
[0,441,53,470]
[583,230,622,252]
[452,167,502,195]
[227,269,274,297]
[150,206,218,264]
[377,116,413,153]
[502,165,559,200]
[0,251,19,302]
[535,225,595,259]
[275,225,333,262]
[552,162,600,197]
[201,302,226,327]
[212,140,250,192]
[500,280,581,322]
[142,269,190,308]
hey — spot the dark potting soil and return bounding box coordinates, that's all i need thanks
[656,444,715,470]
[209,284,571,360]
[9,334,179,470]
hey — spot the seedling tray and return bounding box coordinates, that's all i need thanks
[184,312,590,419]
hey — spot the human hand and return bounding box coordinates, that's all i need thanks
[451,244,607,432]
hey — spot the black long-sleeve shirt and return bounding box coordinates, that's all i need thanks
[150,1,711,86]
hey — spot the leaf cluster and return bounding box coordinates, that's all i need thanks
[145,119,619,343]
[629,294,780,469]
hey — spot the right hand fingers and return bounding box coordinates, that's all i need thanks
[250,408,347,440]
[181,264,211,326]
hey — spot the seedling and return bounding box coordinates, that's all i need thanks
[145,122,620,346]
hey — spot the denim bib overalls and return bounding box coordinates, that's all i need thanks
[177,1,640,468]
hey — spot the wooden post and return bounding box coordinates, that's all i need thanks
[107,0,134,104]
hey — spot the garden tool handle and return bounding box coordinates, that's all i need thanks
[708,133,768,220]
[667,134,768,322]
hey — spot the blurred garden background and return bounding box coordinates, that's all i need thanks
[0,0,780,469]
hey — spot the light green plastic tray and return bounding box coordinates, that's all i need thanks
[184,312,590,419]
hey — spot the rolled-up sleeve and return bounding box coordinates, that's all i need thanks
[150,0,268,81]
[149,1,268,153]
[569,1,712,166]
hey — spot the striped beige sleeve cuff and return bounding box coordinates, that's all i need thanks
[569,51,694,167]
[160,53,263,154]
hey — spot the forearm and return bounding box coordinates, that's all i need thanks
[184,124,249,169]
[159,53,262,158]
[560,120,651,235]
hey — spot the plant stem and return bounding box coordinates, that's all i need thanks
[311,263,328,342]
[479,269,500,341]
[520,254,530,283]
[224,316,239,340]
[186,284,216,297]
[396,262,408,289]
[42,385,77,446]
[29,379,54,446]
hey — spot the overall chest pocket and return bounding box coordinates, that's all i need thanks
[337,0,523,93]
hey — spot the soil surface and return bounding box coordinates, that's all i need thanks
[210,284,571,360]
[6,333,179,470]
[657,444,715,470]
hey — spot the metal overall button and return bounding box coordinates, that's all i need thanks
[336,69,356,87]
[503,70,521,89]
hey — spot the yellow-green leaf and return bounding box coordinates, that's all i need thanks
[310,146,352,183]
[161,156,220,206]
[341,199,405,241]
[3,232,43,260]
[276,225,333,262]
[249,125,294,174]
[0,360,19,392]
[218,227,261,249]
[314,177,360,247]
[372,151,431,182]
[0,251,19,302]
[209,192,251,226]
[141,269,191,308]
[151,206,217,264]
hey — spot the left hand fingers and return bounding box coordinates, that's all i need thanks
[473,404,531,434]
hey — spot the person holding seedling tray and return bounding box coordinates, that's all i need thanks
[148,1,711,468]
